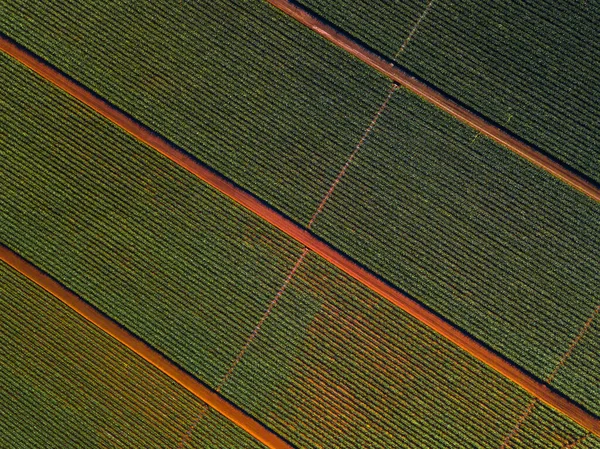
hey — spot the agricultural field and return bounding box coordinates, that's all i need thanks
[3,0,597,398]
[311,86,600,416]
[0,0,391,227]
[3,42,598,447]
[293,0,429,57]
[297,0,600,183]
[0,262,266,449]
[220,251,599,448]
[0,51,304,392]
[2,0,600,446]
[551,312,600,417]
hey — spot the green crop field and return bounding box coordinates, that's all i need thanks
[220,251,599,448]
[3,45,597,447]
[296,0,429,58]
[0,51,304,392]
[551,314,600,417]
[4,0,597,409]
[0,262,266,448]
[2,0,600,446]
[0,0,391,227]
[311,86,600,415]
[297,0,600,184]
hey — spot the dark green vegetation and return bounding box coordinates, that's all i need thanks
[223,251,598,448]
[297,0,430,57]
[512,404,600,449]
[0,262,266,449]
[2,47,597,447]
[312,87,600,416]
[298,0,600,183]
[3,0,597,408]
[1,51,304,391]
[2,0,600,446]
[0,0,391,226]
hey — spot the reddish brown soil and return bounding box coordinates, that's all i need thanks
[266,0,600,204]
[0,245,294,449]
[1,36,598,437]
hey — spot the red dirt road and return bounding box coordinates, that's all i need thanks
[0,245,294,449]
[1,36,599,436]
[266,0,600,204]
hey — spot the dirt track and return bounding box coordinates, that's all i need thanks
[0,245,294,449]
[266,0,600,204]
[1,35,599,437]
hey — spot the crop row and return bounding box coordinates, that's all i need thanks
[220,250,594,448]
[0,0,393,227]
[5,48,595,447]
[311,86,600,415]
[0,263,266,448]
[296,0,429,58]
[298,0,600,184]
[550,312,600,420]
[2,2,599,446]
[1,52,303,394]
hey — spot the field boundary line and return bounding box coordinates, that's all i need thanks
[501,304,600,447]
[0,245,295,449]
[2,36,599,437]
[182,76,398,445]
[264,0,600,204]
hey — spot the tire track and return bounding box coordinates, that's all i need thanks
[1,35,599,437]
[264,0,600,204]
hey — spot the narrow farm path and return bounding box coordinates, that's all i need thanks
[1,34,599,437]
[265,0,600,204]
[0,245,294,449]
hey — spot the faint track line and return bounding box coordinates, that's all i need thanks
[500,304,600,448]
[218,247,310,389]
[178,405,210,449]
[0,245,294,449]
[499,399,537,449]
[179,248,309,446]
[547,304,600,384]
[182,62,398,449]
[180,5,431,443]
[308,0,431,229]
[2,32,599,440]
[393,0,435,59]
[306,84,397,229]
[265,0,600,203]
[562,433,590,449]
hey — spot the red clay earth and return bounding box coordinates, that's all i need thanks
[0,245,294,449]
[266,0,600,204]
[1,36,598,437]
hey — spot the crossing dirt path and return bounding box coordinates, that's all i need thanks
[1,34,599,437]
[265,0,600,204]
